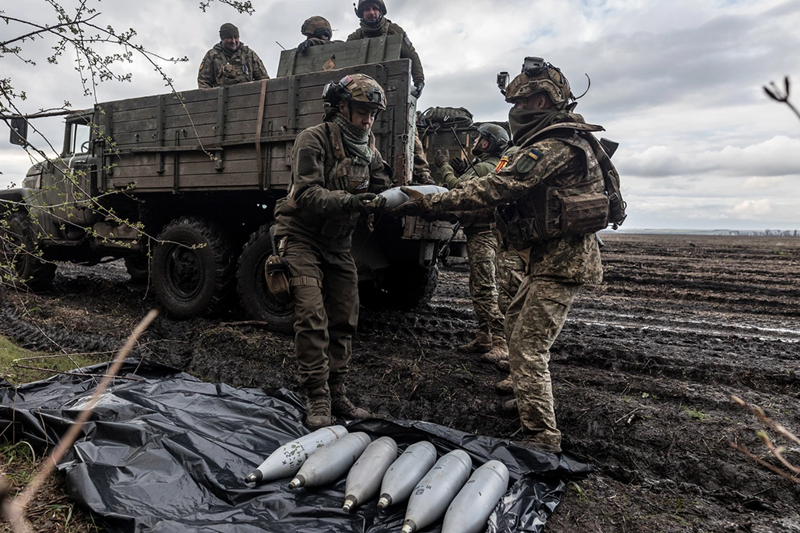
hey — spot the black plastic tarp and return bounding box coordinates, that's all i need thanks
[0,361,591,532]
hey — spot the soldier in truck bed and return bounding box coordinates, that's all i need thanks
[298,16,343,54]
[198,23,269,89]
[347,0,433,184]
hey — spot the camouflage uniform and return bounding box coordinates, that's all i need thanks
[347,18,431,182]
[346,18,424,85]
[400,132,604,448]
[197,43,269,89]
[441,154,505,350]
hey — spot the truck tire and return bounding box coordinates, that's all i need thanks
[152,216,234,319]
[381,264,439,310]
[124,255,150,283]
[236,225,296,335]
[1,211,57,290]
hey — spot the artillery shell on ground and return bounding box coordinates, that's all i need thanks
[377,441,438,510]
[441,460,510,533]
[288,432,371,489]
[342,436,398,512]
[400,449,472,533]
[245,425,348,483]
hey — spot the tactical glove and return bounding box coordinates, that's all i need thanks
[450,157,468,175]
[298,40,311,54]
[433,149,450,168]
[345,193,387,214]
[411,81,425,99]
[389,187,427,217]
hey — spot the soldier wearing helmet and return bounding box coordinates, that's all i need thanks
[431,124,511,367]
[298,16,341,54]
[346,0,433,184]
[274,73,393,429]
[391,57,619,453]
[198,23,269,89]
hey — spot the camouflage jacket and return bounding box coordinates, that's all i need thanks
[197,43,269,89]
[440,153,499,234]
[346,19,424,84]
[419,134,603,285]
[274,120,392,253]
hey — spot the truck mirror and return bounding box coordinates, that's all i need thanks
[9,117,28,146]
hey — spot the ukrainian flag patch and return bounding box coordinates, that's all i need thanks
[513,148,543,175]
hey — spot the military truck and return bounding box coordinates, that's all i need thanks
[0,36,459,333]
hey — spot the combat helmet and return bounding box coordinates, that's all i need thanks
[323,73,387,111]
[301,16,332,39]
[355,0,387,18]
[504,57,574,109]
[475,123,510,156]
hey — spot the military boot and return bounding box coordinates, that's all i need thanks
[305,383,333,429]
[330,380,371,420]
[457,331,492,354]
[496,376,514,394]
[481,336,509,365]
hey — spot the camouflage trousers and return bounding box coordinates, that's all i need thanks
[495,242,526,315]
[505,277,582,447]
[284,237,359,391]
[466,231,505,339]
[413,127,431,180]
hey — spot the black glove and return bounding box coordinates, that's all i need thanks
[298,40,311,54]
[450,158,468,175]
[411,81,425,99]
[433,149,450,168]
[345,193,386,214]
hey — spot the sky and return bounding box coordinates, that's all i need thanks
[2,0,799,231]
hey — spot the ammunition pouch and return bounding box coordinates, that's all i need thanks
[265,255,292,304]
[495,185,609,250]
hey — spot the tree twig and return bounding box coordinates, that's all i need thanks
[2,309,158,532]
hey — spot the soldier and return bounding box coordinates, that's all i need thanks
[197,23,269,89]
[274,74,392,429]
[391,58,614,452]
[347,0,432,184]
[432,124,511,366]
[298,16,339,54]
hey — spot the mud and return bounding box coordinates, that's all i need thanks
[1,233,799,532]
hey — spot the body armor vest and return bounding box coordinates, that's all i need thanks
[495,127,609,250]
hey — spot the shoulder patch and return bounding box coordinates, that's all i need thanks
[199,62,204,71]
[403,34,412,46]
[495,155,510,172]
[513,149,543,176]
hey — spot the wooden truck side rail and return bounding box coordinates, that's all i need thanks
[96,57,413,194]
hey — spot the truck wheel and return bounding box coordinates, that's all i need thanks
[1,211,57,290]
[124,255,150,283]
[152,216,234,319]
[236,225,295,335]
[381,265,439,310]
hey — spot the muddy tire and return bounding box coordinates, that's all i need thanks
[1,211,57,290]
[380,264,438,310]
[124,255,150,283]
[152,216,234,319]
[236,224,295,335]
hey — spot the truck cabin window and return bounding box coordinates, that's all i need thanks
[68,122,91,155]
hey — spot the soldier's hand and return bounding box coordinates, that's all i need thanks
[450,158,468,175]
[346,193,386,214]
[298,40,311,54]
[433,149,450,168]
[389,187,426,217]
[411,81,425,99]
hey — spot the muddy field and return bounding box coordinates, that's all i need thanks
[1,233,799,532]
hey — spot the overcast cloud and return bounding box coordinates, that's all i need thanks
[2,0,799,230]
